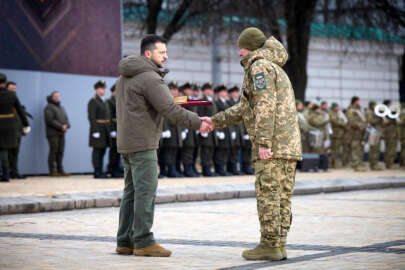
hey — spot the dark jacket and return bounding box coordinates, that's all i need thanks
[227,98,243,147]
[181,107,198,148]
[0,88,29,148]
[44,96,70,137]
[215,98,232,149]
[197,95,217,147]
[107,96,117,133]
[88,95,110,148]
[116,55,201,153]
[162,119,182,148]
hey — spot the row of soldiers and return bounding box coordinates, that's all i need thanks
[297,96,405,171]
[87,80,254,178]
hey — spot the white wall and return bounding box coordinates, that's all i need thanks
[0,68,118,175]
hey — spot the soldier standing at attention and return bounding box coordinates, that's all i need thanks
[366,101,384,170]
[329,103,346,168]
[107,84,122,178]
[44,91,70,176]
[382,100,399,169]
[296,100,311,153]
[308,104,329,154]
[227,85,243,175]
[347,96,367,172]
[88,80,111,178]
[213,84,233,176]
[115,35,206,256]
[179,82,200,177]
[0,73,30,182]
[197,82,218,177]
[201,27,302,261]
[6,81,28,179]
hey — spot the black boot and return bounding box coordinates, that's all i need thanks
[94,167,109,179]
[167,165,180,178]
[192,165,201,176]
[215,164,232,176]
[1,166,10,182]
[202,165,217,177]
[242,163,254,175]
[111,167,123,178]
[184,164,199,177]
[229,163,243,175]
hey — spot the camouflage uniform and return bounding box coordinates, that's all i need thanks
[346,104,367,170]
[297,110,311,153]
[329,109,346,168]
[342,110,352,167]
[212,36,302,248]
[308,110,329,153]
[366,107,384,170]
[399,109,405,167]
[383,117,399,169]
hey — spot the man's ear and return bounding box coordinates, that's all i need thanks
[144,50,152,59]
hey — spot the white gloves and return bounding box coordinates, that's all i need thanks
[92,132,100,139]
[200,133,208,138]
[243,134,250,140]
[324,139,331,148]
[23,126,31,134]
[162,130,171,138]
[216,131,225,140]
[110,131,117,138]
[231,131,236,140]
[181,129,188,140]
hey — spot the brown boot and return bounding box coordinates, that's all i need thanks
[58,171,70,176]
[49,171,59,177]
[116,245,134,255]
[242,244,283,261]
[134,243,171,257]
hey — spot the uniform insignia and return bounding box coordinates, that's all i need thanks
[254,73,266,90]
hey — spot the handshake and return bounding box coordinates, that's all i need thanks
[199,117,215,134]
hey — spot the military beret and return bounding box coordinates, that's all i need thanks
[94,80,106,89]
[168,81,178,89]
[202,82,213,90]
[296,99,303,106]
[331,102,339,108]
[368,100,376,106]
[0,73,7,84]
[237,27,266,51]
[228,85,239,93]
[214,84,227,93]
[110,84,116,92]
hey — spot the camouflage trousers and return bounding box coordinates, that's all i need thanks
[330,137,344,168]
[342,138,352,166]
[350,140,364,168]
[254,158,297,247]
[400,140,405,167]
[384,138,398,168]
[369,138,382,168]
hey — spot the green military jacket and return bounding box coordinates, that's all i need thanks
[212,36,302,161]
[399,110,405,141]
[347,104,367,141]
[88,95,111,148]
[329,110,346,139]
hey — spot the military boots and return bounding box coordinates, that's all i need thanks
[242,244,283,261]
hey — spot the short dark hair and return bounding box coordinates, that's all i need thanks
[140,35,167,55]
[351,96,359,105]
[6,81,16,88]
[383,99,391,106]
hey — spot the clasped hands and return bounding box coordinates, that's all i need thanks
[198,117,272,160]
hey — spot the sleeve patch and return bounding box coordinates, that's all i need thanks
[254,72,266,90]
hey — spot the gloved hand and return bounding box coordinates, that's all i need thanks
[92,132,101,139]
[231,131,236,140]
[200,133,209,138]
[110,131,117,138]
[216,132,225,140]
[162,130,171,138]
[243,134,250,140]
[23,126,31,135]
[181,130,188,140]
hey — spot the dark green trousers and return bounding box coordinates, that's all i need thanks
[117,150,158,248]
[47,135,65,172]
[8,136,21,175]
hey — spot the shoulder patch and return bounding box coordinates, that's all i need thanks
[254,72,266,90]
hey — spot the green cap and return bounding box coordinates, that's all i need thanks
[237,27,266,51]
[331,102,339,108]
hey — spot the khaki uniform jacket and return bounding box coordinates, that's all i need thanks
[212,36,302,161]
[116,56,201,153]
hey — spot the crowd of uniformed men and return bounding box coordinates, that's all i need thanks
[1,71,405,182]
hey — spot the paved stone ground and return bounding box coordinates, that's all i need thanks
[0,188,404,269]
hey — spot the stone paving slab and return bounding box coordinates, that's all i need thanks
[0,176,404,215]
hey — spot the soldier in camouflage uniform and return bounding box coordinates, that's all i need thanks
[205,28,302,261]
[308,104,329,153]
[342,108,352,167]
[399,104,405,168]
[382,100,399,169]
[329,103,346,168]
[227,85,244,175]
[366,101,384,170]
[347,96,367,172]
[88,80,111,178]
[296,100,312,153]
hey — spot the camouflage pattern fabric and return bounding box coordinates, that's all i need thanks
[346,104,367,168]
[366,108,384,168]
[211,36,302,248]
[308,111,329,153]
[329,110,346,168]
[383,118,398,168]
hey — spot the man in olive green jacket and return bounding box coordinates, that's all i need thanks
[115,35,206,257]
[44,91,70,176]
[201,28,302,261]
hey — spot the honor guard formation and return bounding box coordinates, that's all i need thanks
[0,72,405,182]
